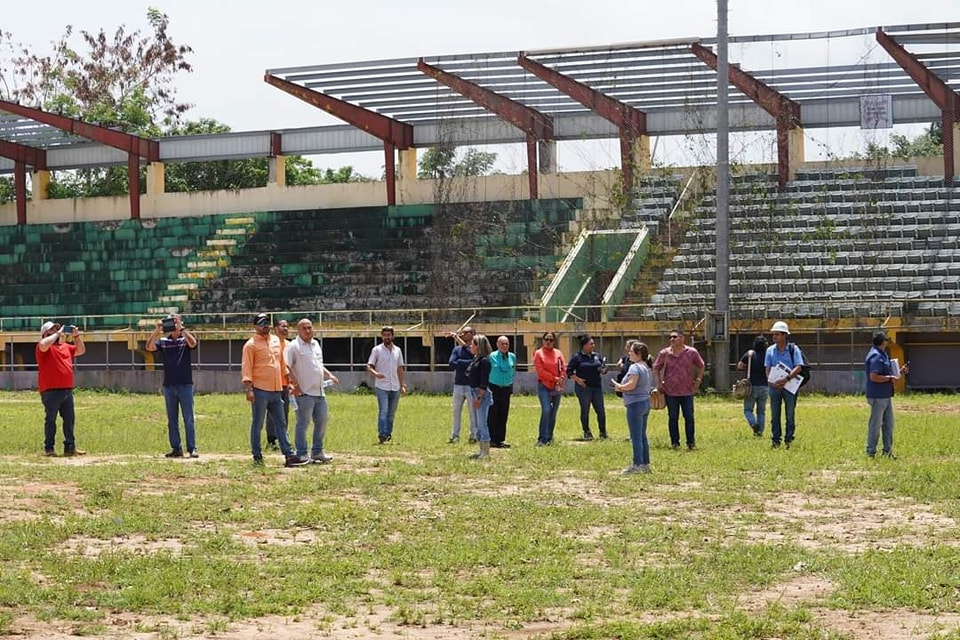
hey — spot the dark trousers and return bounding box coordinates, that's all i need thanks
[665,394,696,447]
[488,383,512,444]
[265,387,290,442]
[42,388,76,452]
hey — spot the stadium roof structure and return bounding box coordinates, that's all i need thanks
[1,21,959,215]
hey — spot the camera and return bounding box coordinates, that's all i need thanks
[62,324,76,334]
[161,317,177,333]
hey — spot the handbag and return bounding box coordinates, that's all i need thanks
[649,388,666,410]
[732,350,753,399]
[650,354,667,410]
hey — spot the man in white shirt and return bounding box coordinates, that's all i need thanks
[366,326,407,444]
[286,318,339,463]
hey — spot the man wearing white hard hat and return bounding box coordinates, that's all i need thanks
[36,321,87,457]
[764,321,805,449]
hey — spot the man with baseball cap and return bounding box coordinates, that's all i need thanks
[764,321,805,449]
[241,313,309,467]
[36,321,86,457]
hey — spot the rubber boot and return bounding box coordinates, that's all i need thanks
[470,441,490,459]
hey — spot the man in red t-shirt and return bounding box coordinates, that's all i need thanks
[36,321,86,457]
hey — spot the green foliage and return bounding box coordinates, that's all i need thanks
[418,143,497,179]
[852,121,944,160]
[0,176,14,204]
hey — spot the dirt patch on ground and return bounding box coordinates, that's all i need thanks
[0,480,87,523]
[61,534,187,558]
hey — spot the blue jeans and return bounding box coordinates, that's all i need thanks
[743,385,769,434]
[626,400,650,466]
[574,385,606,436]
[251,388,293,459]
[537,383,561,444]
[665,394,696,447]
[769,387,797,444]
[866,397,894,456]
[41,388,76,452]
[451,384,477,439]
[163,384,196,452]
[294,394,329,457]
[375,388,401,439]
[265,387,291,442]
[469,388,492,442]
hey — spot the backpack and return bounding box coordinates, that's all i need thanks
[789,343,811,389]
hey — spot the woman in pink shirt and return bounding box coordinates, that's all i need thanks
[533,331,565,446]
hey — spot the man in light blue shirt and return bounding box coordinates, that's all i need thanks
[764,321,805,449]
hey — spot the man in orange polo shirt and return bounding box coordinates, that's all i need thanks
[36,321,86,457]
[241,313,309,467]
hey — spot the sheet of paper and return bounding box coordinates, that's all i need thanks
[768,362,802,394]
[890,358,900,379]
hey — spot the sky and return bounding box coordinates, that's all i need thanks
[3,0,957,175]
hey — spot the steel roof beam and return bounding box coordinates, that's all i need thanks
[691,43,801,189]
[266,72,414,205]
[877,28,960,181]
[0,99,160,219]
[518,53,646,193]
[417,58,554,199]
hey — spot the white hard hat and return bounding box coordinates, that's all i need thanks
[770,321,790,335]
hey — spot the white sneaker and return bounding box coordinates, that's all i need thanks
[638,464,651,474]
[621,465,642,475]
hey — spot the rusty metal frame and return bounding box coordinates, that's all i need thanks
[0,139,46,225]
[265,74,413,205]
[691,43,801,189]
[417,58,554,200]
[517,53,647,198]
[0,100,160,219]
[876,29,960,181]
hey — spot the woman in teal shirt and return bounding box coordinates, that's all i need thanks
[488,335,517,448]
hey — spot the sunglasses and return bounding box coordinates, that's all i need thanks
[669,335,680,339]
[543,338,555,342]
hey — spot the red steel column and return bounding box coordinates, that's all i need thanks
[127,155,140,220]
[384,142,397,206]
[526,134,539,200]
[14,161,26,225]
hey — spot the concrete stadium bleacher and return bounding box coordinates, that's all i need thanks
[0,217,229,329]
[187,198,581,321]
[637,165,960,321]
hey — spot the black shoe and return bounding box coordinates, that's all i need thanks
[881,451,897,460]
[468,437,478,444]
[490,442,511,449]
[771,441,781,449]
[63,449,86,457]
[599,432,609,440]
[284,455,310,467]
[378,434,391,445]
[44,450,57,457]
[687,444,697,451]
[447,437,458,444]
[253,456,264,466]
[582,432,594,441]
[165,449,184,458]
[785,441,792,450]
[670,444,680,450]
[188,449,199,458]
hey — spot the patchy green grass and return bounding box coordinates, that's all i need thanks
[0,389,958,639]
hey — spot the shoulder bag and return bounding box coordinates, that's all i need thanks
[732,350,753,399]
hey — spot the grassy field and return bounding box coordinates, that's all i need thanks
[0,388,958,640]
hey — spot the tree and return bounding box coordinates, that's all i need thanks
[418,144,497,179]
[851,122,944,161]
[1,9,193,198]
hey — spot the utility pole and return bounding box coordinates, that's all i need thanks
[713,0,731,393]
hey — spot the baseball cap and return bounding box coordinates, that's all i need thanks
[253,313,271,327]
[40,321,57,335]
